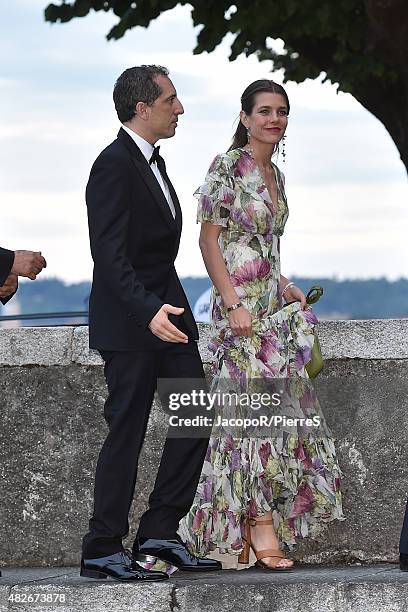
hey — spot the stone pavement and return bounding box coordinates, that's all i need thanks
[1,564,408,612]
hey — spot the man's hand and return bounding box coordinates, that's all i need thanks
[11,250,47,280]
[0,273,18,298]
[148,304,188,343]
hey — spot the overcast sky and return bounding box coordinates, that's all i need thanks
[1,0,407,284]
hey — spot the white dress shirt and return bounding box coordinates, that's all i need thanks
[122,124,176,218]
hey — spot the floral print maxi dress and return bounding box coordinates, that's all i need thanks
[178,148,344,555]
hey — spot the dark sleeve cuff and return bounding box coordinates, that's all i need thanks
[1,289,17,305]
[128,298,164,329]
[0,247,15,286]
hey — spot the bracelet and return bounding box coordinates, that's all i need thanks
[282,281,295,296]
[226,302,242,312]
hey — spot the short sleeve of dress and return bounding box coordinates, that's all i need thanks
[195,153,235,227]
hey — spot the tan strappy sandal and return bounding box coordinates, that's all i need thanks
[238,517,294,571]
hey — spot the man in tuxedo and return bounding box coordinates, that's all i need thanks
[0,247,46,305]
[81,65,220,582]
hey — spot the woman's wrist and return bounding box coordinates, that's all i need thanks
[226,302,242,313]
[222,292,241,309]
[282,281,295,299]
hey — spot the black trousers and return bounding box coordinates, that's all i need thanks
[82,340,209,558]
[400,500,408,555]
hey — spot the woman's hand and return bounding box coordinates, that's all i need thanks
[227,306,253,337]
[283,285,308,310]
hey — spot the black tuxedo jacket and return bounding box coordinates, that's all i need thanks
[0,246,15,305]
[86,128,198,351]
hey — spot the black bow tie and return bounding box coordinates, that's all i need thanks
[149,146,160,165]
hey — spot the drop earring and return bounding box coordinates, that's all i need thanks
[281,135,286,163]
[245,127,254,156]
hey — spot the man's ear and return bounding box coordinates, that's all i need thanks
[135,101,149,120]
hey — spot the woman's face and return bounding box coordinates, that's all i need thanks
[241,92,289,146]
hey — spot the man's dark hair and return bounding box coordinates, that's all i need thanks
[113,65,169,123]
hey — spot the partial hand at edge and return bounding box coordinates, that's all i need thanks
[148,304,188,343]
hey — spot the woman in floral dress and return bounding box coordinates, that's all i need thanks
[178,80,343,570]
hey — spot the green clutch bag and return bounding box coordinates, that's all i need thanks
[304,285,324,379]
[283,285,324,379]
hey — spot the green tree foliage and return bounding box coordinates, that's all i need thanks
[44,0,408,173]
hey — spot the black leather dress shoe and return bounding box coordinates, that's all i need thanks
[133,536,222,572]
[80,550,168,581]
[400,553,408,571]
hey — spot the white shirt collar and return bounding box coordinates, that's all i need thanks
[122,124,154,163]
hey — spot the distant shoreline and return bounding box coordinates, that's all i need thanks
[1,276,407,324]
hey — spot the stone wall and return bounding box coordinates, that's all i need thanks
[1,320,408,566]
